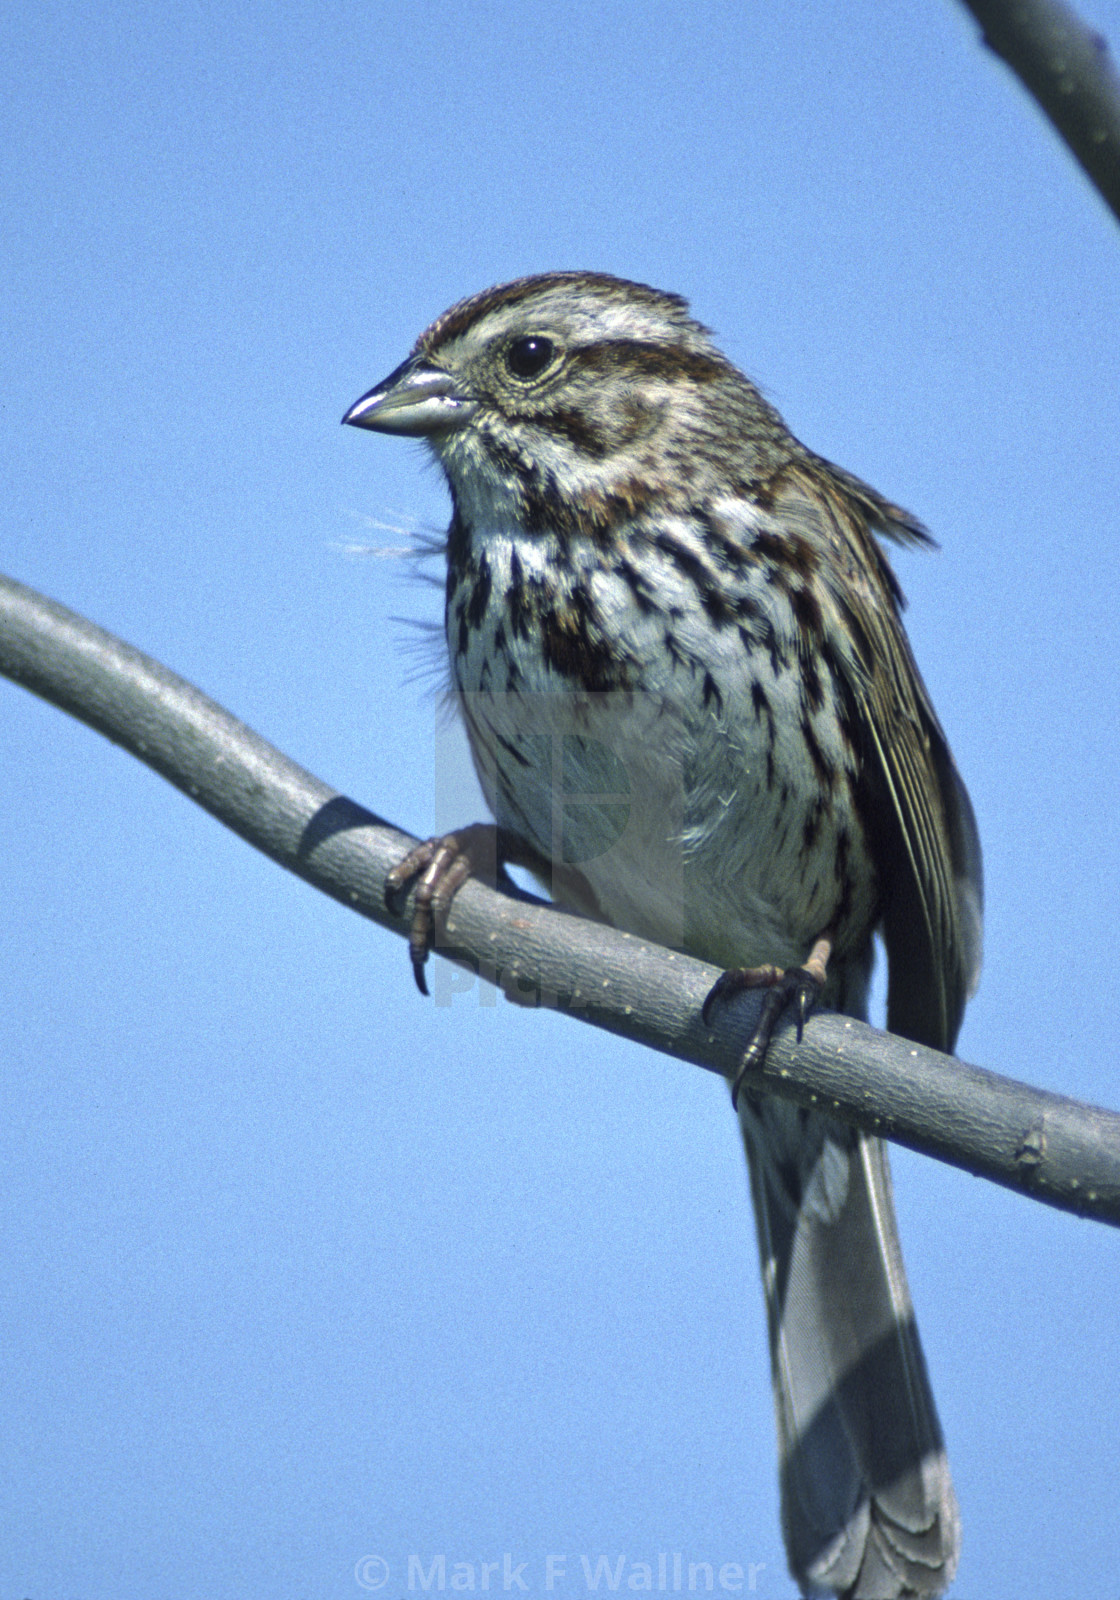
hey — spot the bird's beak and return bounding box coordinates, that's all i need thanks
[342,357,478,437]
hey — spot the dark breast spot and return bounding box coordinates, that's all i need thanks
[800,714,837,789]
[799,643,825,714]
[701,671,723,714]
[651,528,738,630]
[695,506,752,569]
[495,730,531,768]
[801,808,822,857]
[702,588,734,629]
[507,551,536,641]
[465,552,493,629]
[762,619,785,676]
[541,595,627,692]
[789,582,824,639]
[615,556,657,614]
[753,529,819,585]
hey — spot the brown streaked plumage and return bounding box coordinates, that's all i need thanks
[344,272,982,1599]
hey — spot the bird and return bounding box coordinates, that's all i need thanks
[343,271,982,1598]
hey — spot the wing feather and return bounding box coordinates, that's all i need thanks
[779,460,983,1053]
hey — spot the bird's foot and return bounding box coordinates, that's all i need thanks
[385,823,502,996]
[702,935,832,1108]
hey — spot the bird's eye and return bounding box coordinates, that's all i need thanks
[505,335,556,381]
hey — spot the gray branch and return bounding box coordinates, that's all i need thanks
[957,0,1120,224]
[3,570,1119,1227]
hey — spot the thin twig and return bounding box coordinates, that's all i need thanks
[958,0,1120,224]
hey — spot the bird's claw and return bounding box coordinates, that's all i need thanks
[384,824,499,996]
[702,956,827,1109]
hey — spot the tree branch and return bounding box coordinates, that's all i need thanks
[3,569,1118,1226]
[957,0,1120,224]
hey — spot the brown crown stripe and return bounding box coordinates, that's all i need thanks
[423,272,693,352]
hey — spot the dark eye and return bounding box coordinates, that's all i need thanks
[505,335,556,380]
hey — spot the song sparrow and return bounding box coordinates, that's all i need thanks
[344,272,982,1599]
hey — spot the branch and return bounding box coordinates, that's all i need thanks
[3,570,1119,1227]
[957,0,1120,224]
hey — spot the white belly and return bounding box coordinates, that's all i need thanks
[447,520,878,972]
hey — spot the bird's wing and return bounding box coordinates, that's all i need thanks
[778,460,983,1054]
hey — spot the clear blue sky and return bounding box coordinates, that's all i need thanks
[3,2,1119,1595]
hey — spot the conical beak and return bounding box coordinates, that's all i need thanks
[342,357,478,437]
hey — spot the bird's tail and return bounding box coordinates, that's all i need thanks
[739,1097,959,1599]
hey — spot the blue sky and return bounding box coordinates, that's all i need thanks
[2,2,1119,1595]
